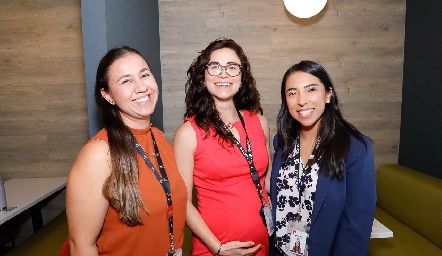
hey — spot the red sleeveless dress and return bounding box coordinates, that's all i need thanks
[187,110,269,255]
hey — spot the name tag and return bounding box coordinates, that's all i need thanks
[287,221,309,256]
[289,229,308,256]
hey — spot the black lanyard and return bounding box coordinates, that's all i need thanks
[294,133,320,221]
[134,131,175,255]
[220,109,267,206]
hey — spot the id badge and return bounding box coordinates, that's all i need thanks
[287,221,308,256]
[166,248,182,256]
[260,204,274,236]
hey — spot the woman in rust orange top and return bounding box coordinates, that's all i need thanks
[66,46,187,256]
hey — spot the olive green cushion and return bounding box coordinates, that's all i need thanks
[6,210,68,256]
[375,164,442,248]
[369,164,442,255]
[369,207,441,256]
[6,210,192,256]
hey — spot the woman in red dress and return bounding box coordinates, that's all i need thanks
[173,38,271,255]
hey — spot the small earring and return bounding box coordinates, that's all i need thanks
[109,100,115,105]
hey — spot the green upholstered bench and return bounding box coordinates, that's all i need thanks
[6,210,68,256]
[368,164,442,256]
[5,209,193,256]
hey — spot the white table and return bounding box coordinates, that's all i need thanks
[0,177,68,232]
[371,218,393,238]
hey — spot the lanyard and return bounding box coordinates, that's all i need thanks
[220,109,267,206]
[294,134,320,222]
[134,131,175,255]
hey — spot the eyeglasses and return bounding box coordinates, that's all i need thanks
[206,62,242,77]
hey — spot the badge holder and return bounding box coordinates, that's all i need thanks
[286,221,309,256]
[167,248,182,256]
[260,203,274,236]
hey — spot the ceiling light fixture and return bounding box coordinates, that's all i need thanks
[283,0,327,19]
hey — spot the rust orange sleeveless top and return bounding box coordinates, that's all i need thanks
[92,125,187,255]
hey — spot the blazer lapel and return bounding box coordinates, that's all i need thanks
[310,173,331,226]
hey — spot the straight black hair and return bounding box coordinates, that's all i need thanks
[276,60,368,179]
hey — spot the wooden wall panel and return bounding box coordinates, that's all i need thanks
[0,0,406,244]
[0,0,87,180]
[159,0,406,169]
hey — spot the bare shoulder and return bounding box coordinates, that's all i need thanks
[69,139,111,183]
[173,121,197,157]
[256,113,270,129]
[256,114,269,126]
[173,121,196,142]
[81,139,109,157]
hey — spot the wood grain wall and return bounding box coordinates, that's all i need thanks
[0,0,87,180]
[0,0,406,180]
[159,0,406,169]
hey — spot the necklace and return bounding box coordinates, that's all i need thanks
[225,121,235,129]
[220,111,239,130]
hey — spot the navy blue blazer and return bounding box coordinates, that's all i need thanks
[269,135,376,256]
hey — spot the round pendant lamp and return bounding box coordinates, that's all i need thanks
[283,0,327,18]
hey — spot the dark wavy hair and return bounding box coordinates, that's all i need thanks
[95,46,148,226]
[276,60,368,179]
[184,38,262,145]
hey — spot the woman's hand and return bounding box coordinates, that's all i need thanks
[218,241,262,256]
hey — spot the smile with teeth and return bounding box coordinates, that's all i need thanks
[298,109,313,116]
[134,95,149,103]
[215,82,231,87]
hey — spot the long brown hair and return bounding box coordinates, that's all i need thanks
[185,38,262,145]
[94,46,148,226]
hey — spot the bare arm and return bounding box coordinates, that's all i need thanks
[173,122,261,255]
[66,140,111,256]
[257,114,272,194]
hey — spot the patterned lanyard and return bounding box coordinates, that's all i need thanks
[220,109,267,206]
[134,131,175,256]
[294,134,320,221]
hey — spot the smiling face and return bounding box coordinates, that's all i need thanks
[285,71,332,133]
[101,53,159,129]
[204,48,242,103]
